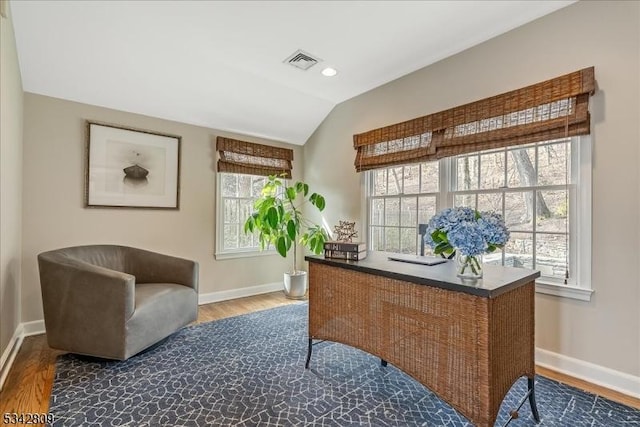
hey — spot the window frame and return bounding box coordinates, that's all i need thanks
[367,164,441,255]
[214,172,277,260]
[365,136,593,301]
[535,136,592,301]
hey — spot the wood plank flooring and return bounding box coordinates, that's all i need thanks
[1,291,637,427]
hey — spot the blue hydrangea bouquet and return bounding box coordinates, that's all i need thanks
[425,207,510,280]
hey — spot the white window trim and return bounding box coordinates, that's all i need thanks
[364,136,593,301]
[214,249,278,260]
[214,173,277,260]
[535,280,593,301]
[535,135,592,301]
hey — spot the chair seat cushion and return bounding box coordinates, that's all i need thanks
[135,282,190,309]
[125,283,197,359]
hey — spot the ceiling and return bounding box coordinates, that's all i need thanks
[11,1,575,145]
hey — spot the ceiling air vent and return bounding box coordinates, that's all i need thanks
[284,49,321,71]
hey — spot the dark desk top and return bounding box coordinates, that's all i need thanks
[305,251,540,298]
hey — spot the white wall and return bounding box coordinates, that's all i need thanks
[304,0,640,380]
[21,93,303,322]
[0,0,24,367]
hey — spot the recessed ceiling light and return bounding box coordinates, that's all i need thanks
[321,67,338,77]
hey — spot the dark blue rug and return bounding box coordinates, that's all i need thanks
[49,303,640,426]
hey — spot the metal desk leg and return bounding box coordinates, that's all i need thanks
[305,338,313,369]
[528,377,541,423]
[501,377,541,426]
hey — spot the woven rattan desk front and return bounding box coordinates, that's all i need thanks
[305,252,541,427]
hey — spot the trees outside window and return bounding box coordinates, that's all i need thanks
[452,139,571,281]
[369,163,439,254]
[216,172,269,257]
[367,137,590,292]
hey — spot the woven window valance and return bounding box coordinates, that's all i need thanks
[217,137,293,178]
[353,67,595,172]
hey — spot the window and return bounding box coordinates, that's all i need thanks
[369,163,440,254]
[215,136,294,260]
[215,172,274,259]
[367,137,592,300]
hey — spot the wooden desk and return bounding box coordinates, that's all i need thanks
[305,252,541,427]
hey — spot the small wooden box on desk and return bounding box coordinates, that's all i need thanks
[305,251,540,427]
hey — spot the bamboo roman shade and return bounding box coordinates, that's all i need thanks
[217,137,293,178]
[353,67,595,172]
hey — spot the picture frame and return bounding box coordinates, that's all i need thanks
[85,121,181,209]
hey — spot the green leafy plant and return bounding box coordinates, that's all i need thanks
[244,175,329,273]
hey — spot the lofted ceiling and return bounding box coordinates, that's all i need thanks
[10,1,575,145]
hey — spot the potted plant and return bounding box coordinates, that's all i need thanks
[425,207,509,281]
[244,175,329,299]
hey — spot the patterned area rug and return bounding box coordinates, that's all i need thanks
[49,303,640,426]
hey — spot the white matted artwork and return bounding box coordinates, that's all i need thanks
[85,121,181,209]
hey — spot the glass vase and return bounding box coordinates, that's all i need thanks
[456,252,483,281]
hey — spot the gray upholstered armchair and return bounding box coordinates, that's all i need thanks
[37,245,198,360]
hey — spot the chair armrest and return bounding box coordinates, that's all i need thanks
[126,247,199,292]
[38,253,135,331]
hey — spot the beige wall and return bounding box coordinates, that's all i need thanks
[8,0,640,387]
[21,94,302,322]
[0,1,24,362]
[304,0,640,377]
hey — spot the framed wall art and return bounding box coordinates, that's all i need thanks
[85,121,181,209]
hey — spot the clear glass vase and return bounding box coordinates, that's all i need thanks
[456,252,483,281]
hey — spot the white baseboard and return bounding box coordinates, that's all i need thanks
[198,282,283,305]
[13,284,284,334]
[0,324,24,391]
[5,283,284,339]
[536,347,640,399]
[22,319,45,336]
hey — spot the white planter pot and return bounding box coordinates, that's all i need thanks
[284,271,307,299]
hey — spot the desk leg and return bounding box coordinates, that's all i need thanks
[501,377,540,426]
[305,338,313,369]
[528,377,540,423]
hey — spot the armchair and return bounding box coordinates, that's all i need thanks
[37,245,198,360]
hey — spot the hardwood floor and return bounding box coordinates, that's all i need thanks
[535,365,640,410]
[1,291,638,427]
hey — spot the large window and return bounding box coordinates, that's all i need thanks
[367,137,592,300]
[215,172,273,259]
